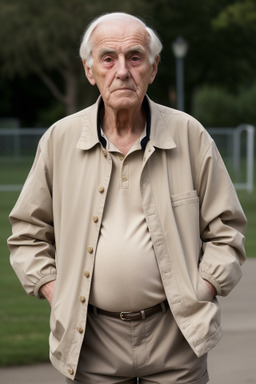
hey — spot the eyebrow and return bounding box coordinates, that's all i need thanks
[127,46,147,55]
[98,45,147,58]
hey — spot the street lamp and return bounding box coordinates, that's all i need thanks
[172,36,188,111]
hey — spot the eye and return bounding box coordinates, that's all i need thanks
[131,55,140,62]
[103,56,113,63]
[129,53,144,66]
[102,55,115,68]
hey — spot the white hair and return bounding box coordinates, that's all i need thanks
[79,12,162,68]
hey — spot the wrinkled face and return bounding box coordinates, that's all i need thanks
[83,18,159,111]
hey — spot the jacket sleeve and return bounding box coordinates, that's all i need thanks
[7,140,56,298]
[198,139,247,296]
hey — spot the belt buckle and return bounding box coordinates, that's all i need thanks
[120,311,132,321]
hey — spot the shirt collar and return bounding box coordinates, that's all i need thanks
[77,95,176,151]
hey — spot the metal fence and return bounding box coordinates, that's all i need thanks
[207,124,254,193]
[0,124,255,192]
[0,128,46,157]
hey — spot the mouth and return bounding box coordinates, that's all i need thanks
[113,88,135,93]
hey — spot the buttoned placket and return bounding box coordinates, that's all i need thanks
[142,142,154,167]
[120,156,129,189]
[71,140,153,378]
[81,148,113,301]
[70,147,113,379]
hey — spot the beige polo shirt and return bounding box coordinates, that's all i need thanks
[89,133,166,312]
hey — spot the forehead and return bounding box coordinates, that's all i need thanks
[91,19,150,53]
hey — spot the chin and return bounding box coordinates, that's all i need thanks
[110,95,141,109]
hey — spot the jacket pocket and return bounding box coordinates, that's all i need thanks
[170,190,201,261]
[196,275,214,302]
[171,190,199,208]
[49,282,65,343]
[170,190,204,294]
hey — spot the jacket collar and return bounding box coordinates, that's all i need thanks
[76,97,101,150]
[147,97,176,150]
[76,95,176,151]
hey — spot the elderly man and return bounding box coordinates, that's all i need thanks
[8,12,246,384]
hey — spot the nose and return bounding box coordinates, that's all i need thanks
[116,57,130,80]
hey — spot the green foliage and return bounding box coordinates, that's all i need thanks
[238,83,256,126]
[0,0,161,110]
[37,102,66,128]
[192,83,256,127]
[211,0,256,90]
[213,0,256,30]
[192,86,238,127]
[0,0,256,123]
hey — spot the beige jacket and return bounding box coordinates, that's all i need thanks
[8,97,247,379]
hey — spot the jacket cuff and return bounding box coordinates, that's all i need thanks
[34,274,57,299]
[199,270,222,296]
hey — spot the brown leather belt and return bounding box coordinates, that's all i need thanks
[88,300,167,321]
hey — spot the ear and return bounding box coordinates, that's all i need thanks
[149,56,160,85]
[82,59,96,86]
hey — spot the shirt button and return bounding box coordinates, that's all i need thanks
[93,216,98,223]
[80,296,86,303]
[68,368,74,375]
[87,246,93,254]
[77,326,83,334]
[84,270,90,278]
[121,176,127,182]
[99,186,104,193]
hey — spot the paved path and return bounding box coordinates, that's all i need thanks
[208,258,256,383]
[1,259,255,384]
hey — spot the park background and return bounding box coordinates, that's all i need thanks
[0,0,255,367]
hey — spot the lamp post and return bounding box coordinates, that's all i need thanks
[172,36,188,111]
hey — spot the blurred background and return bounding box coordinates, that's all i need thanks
[0,0,255,369]
[1,0,256,127]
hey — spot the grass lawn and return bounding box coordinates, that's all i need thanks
[0,156,255,366]
[0,156,34,185]
[0,190,50,366]
[237,190,256,258]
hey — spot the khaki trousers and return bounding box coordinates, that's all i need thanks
[66,305,209,384]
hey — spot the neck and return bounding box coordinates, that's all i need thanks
[100,106,146,155]
[102,106,145,136]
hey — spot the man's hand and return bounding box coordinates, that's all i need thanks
[40,280,56,306]
[203,279,217,299]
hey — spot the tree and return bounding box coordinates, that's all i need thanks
[211,0,256,90]
[1,0,255,124]
[0,0,101,115]
[0,0,158,116]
